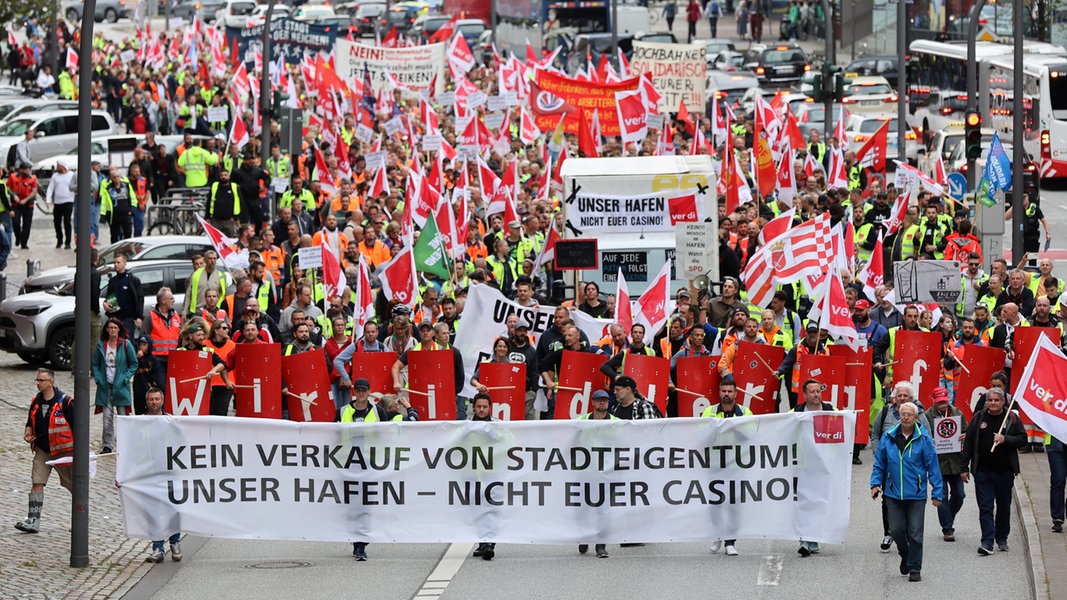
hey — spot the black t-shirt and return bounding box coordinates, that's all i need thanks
[977,410,1014,473]
[613,401,635,421]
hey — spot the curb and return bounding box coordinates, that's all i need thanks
[1014,479,1050,600]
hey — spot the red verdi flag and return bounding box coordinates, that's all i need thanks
[856,118,890,173]
[733,342,785,414]
[554,350,609,420]
[892,330,942,401]
[1011,327,1061,393]
[479,362,527,421]
[233,344,283,419]
[281,351,336,422]
[1014,335,1067,443]
[350,351,400,395]
[674,356,723,417]
[166,350,214,416]
[954,345,1006,422]
[623,354,670,415]
[407,349,458,421]
[615,87,648,144]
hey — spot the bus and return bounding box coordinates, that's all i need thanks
[494,0,614,61]
[986,53,1067,180]
[906,39,1067,180]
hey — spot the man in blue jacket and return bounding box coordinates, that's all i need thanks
[870,400,943,583]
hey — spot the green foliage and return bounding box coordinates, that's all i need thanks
[0,0,59,35]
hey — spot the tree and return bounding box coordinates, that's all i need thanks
[0,0,58,32]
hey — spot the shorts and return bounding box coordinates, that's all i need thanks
[32,447,73,492]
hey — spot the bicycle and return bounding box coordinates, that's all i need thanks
[146,188,208,236]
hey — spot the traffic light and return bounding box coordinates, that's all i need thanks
[832,73,845,102]
[811,73,824,102]
[965,112,983,160]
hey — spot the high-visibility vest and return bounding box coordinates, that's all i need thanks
[29,394,74,456]
[620,345,655,371]
[701,403,754,417]
[266,155,292,181]
[133,176,149,210]
[209,181,242,217]
[340,403,382,422]
[280,188,315,211]
[149,309,182,355]
[209,339,235,387]
[578,412,619,420]
[188,268,231,314]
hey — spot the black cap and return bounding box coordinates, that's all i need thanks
[805,321,820,332]
[352,378,370,390]
[614,376,638,390]
[418,322,434,330]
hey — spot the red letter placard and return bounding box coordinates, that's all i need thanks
[233,343,283,419]
[674,356,722,417]
[733,341,785,414]
[801,352,870,444]
[281,351,336,422]
[892,330,942,401]
[479,362,526,421]
[350,351,400,395]
[954,345,1006,421]
[830,345,874,442]
[166,350,213,416]
[623,353,670,415]
[553,350,608,420]
[407,349,457,421]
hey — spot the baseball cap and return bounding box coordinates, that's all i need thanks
[508,220,522,228]
[677,289,691,299]
[515,320,531,331]
[614,376,637,390]
[805,321,820,332]
[591,390,611,401]
[352,378,370,390]
[418,322,434,330]
[931,386,950,403]
[854,299,871,310]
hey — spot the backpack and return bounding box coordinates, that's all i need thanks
[6,144,16,169]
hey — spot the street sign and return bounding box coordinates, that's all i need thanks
[947,173,967,201]
[976,26,999,42]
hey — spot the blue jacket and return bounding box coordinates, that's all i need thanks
[870,422,944,503]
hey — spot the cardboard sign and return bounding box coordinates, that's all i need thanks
[281,350,336,422]
[479,362,526,421]
[384,116,404,136]
[733,342,785,415]
[675,222,716,278]
[166,350,214,416]
[623,353,670,415]
[674,355,722,417]
[407,349,458,421]
[422,133,442,152]
[553,350,608,420]
[487,95,508,112]
[233,343,283,419]
[349,351,400,395]
[298,246,322,269]
[892,330,942,402]
[932,415,963,454]
[954,344,1006,421]
[364,151,387,171]
[830,345,874,440]
[630,41,706,112]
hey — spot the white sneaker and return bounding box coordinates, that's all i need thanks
[725,544,739,556]
[709,540,722,553]
[147,549,164,563]
[170,541,182,561]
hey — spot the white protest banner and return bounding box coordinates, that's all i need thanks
[932,415,963,454]
[298,246,322,269]
[384,116,405,136]
[117,412,855,544]
[335,40,445,96]
[571,190,697,234]
[629,41,706,113]
[892,260,962,304]
[364,150,387,171]
[454,285,611,396]
[421,133,442,152]
[206,106,229,124]
[487,95,508,112]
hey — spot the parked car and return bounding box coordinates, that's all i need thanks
[18,236,213,295]
[245,3,292,26]
[839,76,898,115]
[844,114,901,156]
[0,99,78,126]
[295,4,336,21]
[693,38,737,60]
[0,110,117,165]
[741,43,811,86]
[0,259,195,370]
[62,0,130,23]
[793,101,847,136]
[378,5,421,35]
[171,0,225,22]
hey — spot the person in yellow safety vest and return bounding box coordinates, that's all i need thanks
[873,304,925,382]
[775,322,829,409]
[957,254,990,319]
[279,176,316,211]
[845,150,867,191]
[918,204,949,259]
[1027,258,1067,299]
[206,169,242,237]
[333,376,388,561]
[806,128,827,167]
[221,145,243,173]
[718,317,766,377]
[247,261,277,315]
[185,250,231,315]
[380,393,419,421]
[599,323,656,381]
[891,208,922,261]
[758,309,794,350]
[701,375,752,556]
[486,237,519,295]
[100,169,137,243]
[175,140,219,188]
[769,291,803,346]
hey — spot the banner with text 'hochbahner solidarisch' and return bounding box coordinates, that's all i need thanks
[117,413,855,544]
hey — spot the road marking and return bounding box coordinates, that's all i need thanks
[411,543,473,600]
[757,554,783,586]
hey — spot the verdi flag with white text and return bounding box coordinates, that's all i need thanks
[412,210,451,279]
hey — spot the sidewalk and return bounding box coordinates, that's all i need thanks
[1017,450,1066,600]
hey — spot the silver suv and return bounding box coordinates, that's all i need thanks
[0,260,193,370]
[62,0,131,23]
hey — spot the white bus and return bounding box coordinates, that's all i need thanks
[985,53,1067,180]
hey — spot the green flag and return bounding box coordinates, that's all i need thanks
[413,213,451,280]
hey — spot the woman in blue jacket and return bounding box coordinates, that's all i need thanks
[870,400,943,583]
[92,317,138,453]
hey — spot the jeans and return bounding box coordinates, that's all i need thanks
[708,17,718,37]
[110,212,133,244]
[0,213,9,270]
[332,382,350,410]
[937,473,967,532]
[12,204,33,247]
[52,202,73,246]
[101,404,129,449]
[0,211,12,253]
[132,206,145,237]
[885,497,926,573]
[152,532,181,551]
[1049,449,1067,523]
[974,469,1015,548]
